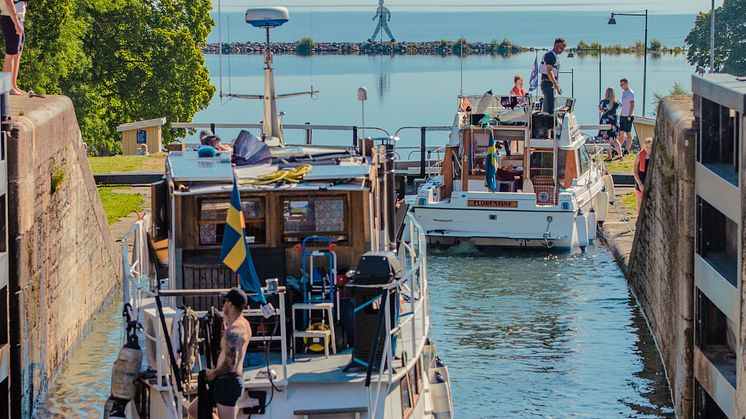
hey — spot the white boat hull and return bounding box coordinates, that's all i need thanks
[412,175,607,250]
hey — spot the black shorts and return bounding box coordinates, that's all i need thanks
[211,374,243,407]
[619,116,633,133]
[0,16,23,55]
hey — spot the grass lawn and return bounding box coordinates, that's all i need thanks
[97,186,145,224]
[605,153,636,173]
[88,154,167,174]
[620,191,637,211]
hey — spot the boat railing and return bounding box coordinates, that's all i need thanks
[172,122,391,147]
[121,214,156,309]
[350,213,429,417]
[393,126,452,177]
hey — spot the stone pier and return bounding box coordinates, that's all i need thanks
[6,95,120,417]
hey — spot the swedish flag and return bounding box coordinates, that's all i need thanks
[220,178,266,304]
[485,130,498,192]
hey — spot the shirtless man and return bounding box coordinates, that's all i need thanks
[188,288,251,419]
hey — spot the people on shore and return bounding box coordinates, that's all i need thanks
[539,37,566,114]
[135,144,150,156]
[1,0,26,95]
[187,287,251,419]
[619,78,635,155]
[633,137,653,212]
[511,75,526,97]
[598,87,622,161]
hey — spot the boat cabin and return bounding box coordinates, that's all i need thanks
[152,146,376,309]
[438,94,594,205]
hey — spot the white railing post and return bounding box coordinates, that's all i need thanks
[280,291,288,385]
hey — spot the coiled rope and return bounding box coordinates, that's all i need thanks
[240,164,312,186]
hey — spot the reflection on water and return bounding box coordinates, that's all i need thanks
[38,244,674,417]
[427,244,674,418]
[35,296,122,418]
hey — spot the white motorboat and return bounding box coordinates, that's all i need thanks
[411,93,614,249]
[105,7,453,419]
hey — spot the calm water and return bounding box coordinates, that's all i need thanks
[208,11,695,47]
[427,244,674,418]
[38,244,675,417]
[195,52,694,147]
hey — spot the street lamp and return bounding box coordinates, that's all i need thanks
[608,9,648,116]
[558,69,575,98]
[567,45,603,104]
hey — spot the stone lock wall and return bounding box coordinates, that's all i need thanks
[626,96,697,418]
[6,95,120,416]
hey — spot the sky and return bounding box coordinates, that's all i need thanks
[212,0,723,14]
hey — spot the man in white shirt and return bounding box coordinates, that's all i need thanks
[619,78,635,155]
[0,0,26,95]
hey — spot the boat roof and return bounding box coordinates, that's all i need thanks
[166,149,371,189]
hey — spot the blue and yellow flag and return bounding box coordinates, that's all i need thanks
[220,178,266,304]
[485,131,498,192]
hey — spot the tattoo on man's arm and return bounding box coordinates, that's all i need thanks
[212,330,243,376]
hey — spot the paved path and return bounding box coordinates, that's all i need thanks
[599,185,637,275]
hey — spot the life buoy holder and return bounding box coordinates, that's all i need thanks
[304,322,330,353]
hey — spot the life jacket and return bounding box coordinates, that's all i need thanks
[539,51,559,78]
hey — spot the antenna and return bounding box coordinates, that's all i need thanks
[459,35,464,97]
[227,15,232,95]
[217,0,223,98]
[223,7,319,148]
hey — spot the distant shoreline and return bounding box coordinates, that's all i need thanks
[203,39,685,57]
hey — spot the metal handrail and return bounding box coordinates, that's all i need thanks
[364,213,429,417]
[171,122,391,147]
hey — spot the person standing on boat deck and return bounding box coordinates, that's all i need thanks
[598,87,622,161]
[619,78,635,155]
[539,38,566,114]
[633,137,653,213]
[0,0,27,95]
[511,75,526,97]
[188,288,252,419]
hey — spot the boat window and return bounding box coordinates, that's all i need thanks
[470,133,491,174]
[578,145,592,174]
[282,197,347,243]
[198,198,266,245]
[401,371,414,418]
[529,150,568,179]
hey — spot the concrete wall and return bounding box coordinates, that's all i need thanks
[626,96,697,418]
[6,95,120,417]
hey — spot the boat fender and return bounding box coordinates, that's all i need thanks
[433,371,446,384]
[110,334,143,401]
[602,174,616,205]
[587,208,597,241]
[595,191,609,223]
[435,356,445,368]
[575,210,588,250]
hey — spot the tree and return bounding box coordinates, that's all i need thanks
[685,0,746,74]
[14,0,215,155]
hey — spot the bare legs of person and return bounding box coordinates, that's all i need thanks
[187,397,237,419]
[611,137,623,159]
[620,131,632,154]
[635,189,643,213]
[3,51,25,95]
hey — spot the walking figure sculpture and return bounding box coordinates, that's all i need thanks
[368,0,395,42]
